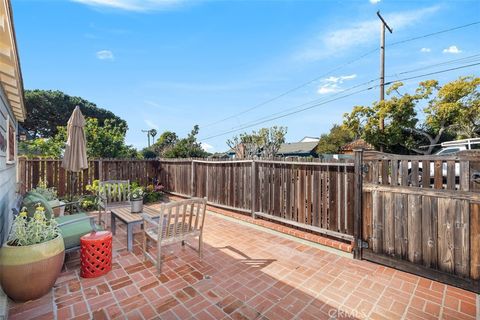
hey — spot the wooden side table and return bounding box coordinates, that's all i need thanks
[110,206,160,251]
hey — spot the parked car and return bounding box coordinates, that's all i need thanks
[407,138,480,186]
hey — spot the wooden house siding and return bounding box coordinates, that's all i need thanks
[0,86,18,245]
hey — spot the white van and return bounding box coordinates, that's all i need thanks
[408,138,480,185]
[434,138,480,155]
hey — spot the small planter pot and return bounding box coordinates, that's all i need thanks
[0,235,65,302]
[131,199,143,213]
[50,200,66,217]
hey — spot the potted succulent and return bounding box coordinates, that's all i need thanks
[0,204,65,301]
[129,187,144,213]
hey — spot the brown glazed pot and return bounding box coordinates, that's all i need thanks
[0,235,65,302]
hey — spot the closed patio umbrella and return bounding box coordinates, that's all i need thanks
[62,106,88,200]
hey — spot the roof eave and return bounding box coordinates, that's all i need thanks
[0,0,25,121]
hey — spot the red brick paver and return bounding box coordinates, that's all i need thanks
[8,201,478,319]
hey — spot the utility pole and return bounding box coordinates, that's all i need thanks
[377,10,392,152]
[142,129,151,147]
[142,129,158,148]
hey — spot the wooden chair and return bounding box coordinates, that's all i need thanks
[98,180,130,225]
[142,197,207,273]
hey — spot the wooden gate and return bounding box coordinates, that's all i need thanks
[361,150,480,293]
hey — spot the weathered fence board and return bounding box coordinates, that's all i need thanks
[362,150,480,293]
[157,158,357,240]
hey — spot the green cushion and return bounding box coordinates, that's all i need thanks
[56,213,103,249]
[22,191,54,219]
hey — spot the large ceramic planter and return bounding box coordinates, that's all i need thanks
[0,235,65,302]
[131,199,143,213]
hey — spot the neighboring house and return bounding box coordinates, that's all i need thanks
[340,138,374,155]
[299,136,320,143]
[0,0,26,245]
[277,141,318,158]
[227,138,321,158]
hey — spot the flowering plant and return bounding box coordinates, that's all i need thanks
[9,204,60,246]
[129,187,144,201]
[31,179,58,201]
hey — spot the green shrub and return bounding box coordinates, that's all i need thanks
[31,179,58,201]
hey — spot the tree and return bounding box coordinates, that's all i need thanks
[163,125,209,158]
[23,90,127,138]
[151,131,178,157]
[18,137,64,158]
[423,76,480,142]
[19,118,138,159]
[257,126,287,158]
[343,76,480,154]
[226,126,287,159]
[316,124,355,154]
[141,148,157,159]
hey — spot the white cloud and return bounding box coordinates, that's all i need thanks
[144,119,159,130]
[318,85,340,94]
[295,6,440,61]
[72,0,185,12]
[369,0,381,4]
[420,47,431,53]
[144,100,161,108]
[317,74,357,95]
[96,50,114,60]
[443,45,462,54]
[201,142,214,152]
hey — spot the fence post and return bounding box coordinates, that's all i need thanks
[98,160,103,181]
[191,160,196,197]
[251,160,256,218]
[353,149,364,260]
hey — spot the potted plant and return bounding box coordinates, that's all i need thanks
[129,187,144,213]
[31,180,65,216]
[0,204,65,301]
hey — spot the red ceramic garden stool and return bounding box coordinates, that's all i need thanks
[80,231,112,278]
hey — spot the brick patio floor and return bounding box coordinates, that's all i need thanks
[8,204,478,320]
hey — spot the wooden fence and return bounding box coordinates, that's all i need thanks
[17,152,480,292]
[158,157,361,241]
[361,150,480,292]
[17,157,160,197]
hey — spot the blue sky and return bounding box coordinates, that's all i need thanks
[12,0,480,153]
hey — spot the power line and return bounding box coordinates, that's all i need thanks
[200,62,480,141]
[208,57,480,136]
[201,21,480,129]
[389,21,480,47]
[386,53,480,77]
[224,77,380,132]
[201,88,373,141]
[384,62,480,86]
[201,48,378,128]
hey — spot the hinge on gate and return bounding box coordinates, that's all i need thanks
[357,239,369,249]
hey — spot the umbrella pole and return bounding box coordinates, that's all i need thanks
[68,171,78,211]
